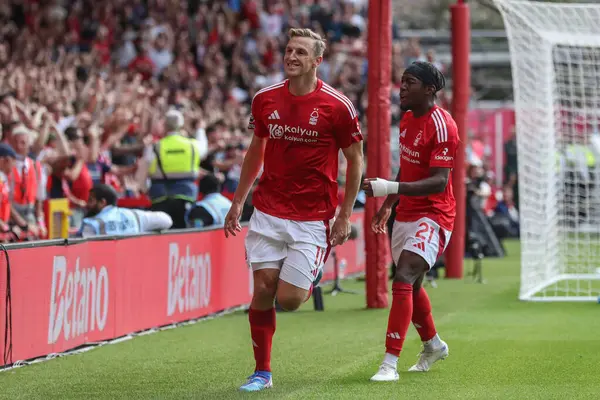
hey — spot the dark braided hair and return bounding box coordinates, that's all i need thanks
[404,61,446,93]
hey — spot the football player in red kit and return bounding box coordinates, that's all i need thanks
[363,61,459,382]
[224,28,364,392]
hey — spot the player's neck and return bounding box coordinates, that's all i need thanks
[411,101,436,119]
[288,73,319,97]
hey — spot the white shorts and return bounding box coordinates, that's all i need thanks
[245,209,331,290]
[391,217,452,269]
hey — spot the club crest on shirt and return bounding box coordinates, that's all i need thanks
[413,131,423,146]
[309,108,319,126]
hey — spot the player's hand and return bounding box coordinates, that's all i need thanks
[224,202,243,238]
[362,178,377,197]
[372,205,392,234]
[330,216,351,247]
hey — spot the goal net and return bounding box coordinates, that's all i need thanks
[494,0,600,301]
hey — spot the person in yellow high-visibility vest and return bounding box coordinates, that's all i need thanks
[136,109,201,229]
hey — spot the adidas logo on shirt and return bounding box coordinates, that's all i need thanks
[268,110,281,120]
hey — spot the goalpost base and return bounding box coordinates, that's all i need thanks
[521,296,598,303]
[520,274,600,302]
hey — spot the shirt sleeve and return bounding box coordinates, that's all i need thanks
[333,101,363,149]
[429,112,459,168]
[80,223,97,238]
[133,209,173,232]
[249,94,269,138]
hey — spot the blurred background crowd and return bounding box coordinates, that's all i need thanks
[0,0,523,244]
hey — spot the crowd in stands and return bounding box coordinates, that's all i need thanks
[465,131,520,241]
[0,0,447,242]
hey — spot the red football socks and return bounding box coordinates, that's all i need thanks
[249,308,276,372]
[385,282,413,357]
[412,287,437,342]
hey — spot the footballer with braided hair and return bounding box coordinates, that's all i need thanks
[363,61,458,382]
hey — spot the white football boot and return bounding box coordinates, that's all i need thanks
[408,340,449,372]
[370,363,399,382]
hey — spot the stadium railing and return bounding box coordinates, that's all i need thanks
[0,209,365,368]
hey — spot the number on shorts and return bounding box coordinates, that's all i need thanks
[415,222,435,243]
[315,247,327,267]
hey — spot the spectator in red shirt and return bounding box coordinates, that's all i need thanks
[63,127,93,228]
[128,41,155,81]
[93,25,112,66]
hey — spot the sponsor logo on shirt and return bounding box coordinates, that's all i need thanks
[269,124,285,139]
[400,129,407,138]
[268,124,319,143]
[400,143,420,165]
[434,147,453,162]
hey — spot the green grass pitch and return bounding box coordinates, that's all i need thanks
[1,240,599,400]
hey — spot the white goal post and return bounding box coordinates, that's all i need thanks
[494,0,600,301]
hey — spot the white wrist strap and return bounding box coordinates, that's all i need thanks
[369,178,399,197]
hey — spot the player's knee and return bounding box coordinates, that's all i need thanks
[394,266,419,285]
[252,270,279,302]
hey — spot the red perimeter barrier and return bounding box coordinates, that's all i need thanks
[0,210,365,366]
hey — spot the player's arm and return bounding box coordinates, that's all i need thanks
[231,134,267,207]
[366,115,458,197]
[397,167,450,196]
[231,95,269,208]
[365,166,450,197]
[224,97,268,238]
[338,141,364,220]
[329,101,364,246]
[333,103,365,220]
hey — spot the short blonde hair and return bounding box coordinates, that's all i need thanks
[288,28,326,58]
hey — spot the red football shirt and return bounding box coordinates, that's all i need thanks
[395,106,459,231]
[249,79,363,221]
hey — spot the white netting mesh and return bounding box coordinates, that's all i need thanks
[494,0,600,301]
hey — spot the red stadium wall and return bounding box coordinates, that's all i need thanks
[0,210,366,366]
